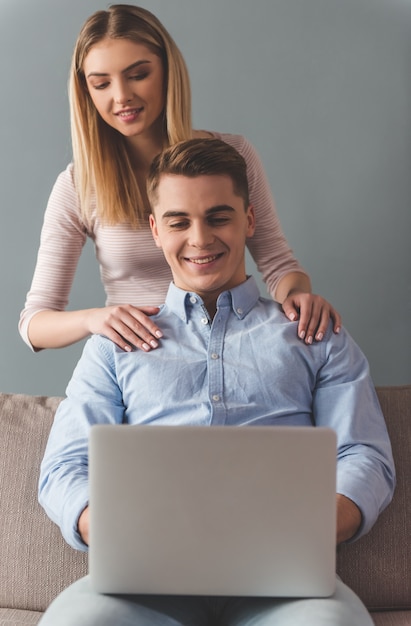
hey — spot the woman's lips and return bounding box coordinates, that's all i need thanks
[115,107,143,121]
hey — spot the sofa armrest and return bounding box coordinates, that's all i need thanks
[0,393,88,613]
[337,385,411,612]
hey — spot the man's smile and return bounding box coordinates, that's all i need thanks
[185,253,224,265]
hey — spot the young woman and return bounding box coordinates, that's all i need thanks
[19,4,341,353]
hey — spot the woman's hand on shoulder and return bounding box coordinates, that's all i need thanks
[87,305,163,352]
[281,292,341,345]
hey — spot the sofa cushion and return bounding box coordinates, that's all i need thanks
[337,385,411,611]
[0,393,87,613]
[371,611,411,626]
[0,608,43,625]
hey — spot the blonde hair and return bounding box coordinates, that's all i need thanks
[147,138,250,209]
[69,4,192,227]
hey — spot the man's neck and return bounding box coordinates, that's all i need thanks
[203,299,217,320]
[182,277,251,320]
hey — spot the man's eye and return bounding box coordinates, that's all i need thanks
[169,221,188,229]
[209,217,230,225]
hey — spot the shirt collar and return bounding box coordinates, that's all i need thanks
[164,276,261,323]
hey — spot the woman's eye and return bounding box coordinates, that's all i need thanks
[130,72,149,81]
[93,82,109,90]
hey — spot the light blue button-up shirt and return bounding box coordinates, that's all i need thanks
[39,277,395,551]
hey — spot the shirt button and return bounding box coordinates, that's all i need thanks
[190,296,197,304]
[201,317,209,325]
[236,307,243,315]
[212,394,220,402]
[211,353,219,360]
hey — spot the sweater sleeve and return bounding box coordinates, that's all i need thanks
[18,164,88,350]
[218,133,309,299]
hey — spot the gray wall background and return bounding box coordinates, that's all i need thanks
[1,0,410,396]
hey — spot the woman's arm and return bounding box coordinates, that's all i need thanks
[19,165,88,349]
[223,134,342,343]
[20,165,162,352]
[28,306,162,352]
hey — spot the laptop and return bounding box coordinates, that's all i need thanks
[89,425,337,597]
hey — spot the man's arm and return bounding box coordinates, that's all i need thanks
[313,326,395,542]
[336,494,362,544]
[78,506,90,546]
[38,335,125,551]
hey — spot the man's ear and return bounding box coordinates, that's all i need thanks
[149,213,162,248]
[246,204,256,238]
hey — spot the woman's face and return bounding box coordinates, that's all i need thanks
[83,37,165,143]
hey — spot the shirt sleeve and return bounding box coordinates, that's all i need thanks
[220,133,309,299]
[313,327,396,541]
[38,335,124,551]
[18,164,89,351]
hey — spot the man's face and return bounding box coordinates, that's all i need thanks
[149,174,255,310]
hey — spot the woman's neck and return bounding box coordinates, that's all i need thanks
[126,120,166,172]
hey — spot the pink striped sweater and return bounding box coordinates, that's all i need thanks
[19,132,307,348]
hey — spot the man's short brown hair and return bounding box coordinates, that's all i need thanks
[147,138,249,209]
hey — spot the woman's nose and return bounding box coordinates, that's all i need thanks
[113,80,133,104]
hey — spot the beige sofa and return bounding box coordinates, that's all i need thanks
[0,386,410,625]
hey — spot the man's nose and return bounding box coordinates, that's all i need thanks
[188,223,215,248]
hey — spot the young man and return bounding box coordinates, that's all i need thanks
[38,138,395,625]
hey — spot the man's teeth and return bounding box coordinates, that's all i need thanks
[190,256,218,264]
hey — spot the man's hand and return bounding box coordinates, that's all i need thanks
[78,506,90,546]
[336,494,362,544]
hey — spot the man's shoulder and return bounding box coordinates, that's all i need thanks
[82,333,118,359]
[244,296,302,340]
[250,296,346,351]
[253,295,289,321]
